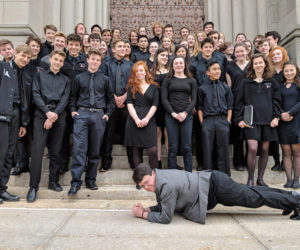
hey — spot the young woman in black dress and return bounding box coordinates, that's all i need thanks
[226,43,249,171]
[235,54,281,187]
[268,46,290,171]
[151,48,169,168]
[161,56,198,172]
[125,61,159,169]
[279,61,300,188]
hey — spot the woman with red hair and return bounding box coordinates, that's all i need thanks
[268,46,290,172]
[125,61,159,169]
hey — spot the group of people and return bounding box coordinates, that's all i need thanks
[0,20,299,206]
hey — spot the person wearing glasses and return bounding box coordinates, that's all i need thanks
[131,163,300,224]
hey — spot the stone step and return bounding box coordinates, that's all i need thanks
[9,161,286,188]
[6,185,155,200]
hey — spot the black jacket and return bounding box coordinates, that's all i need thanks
[234,78,282,125]
[99,56,133,96]
[131,50,150,63]
[32,69,71,116]
[190,50,227,85]
[60,52,88,83]
[40,40,53,58]
[0,61,31,126]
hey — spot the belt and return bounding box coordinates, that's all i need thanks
[47,104,56,109]
[79,107,103,112]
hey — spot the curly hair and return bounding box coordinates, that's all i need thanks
[126,61,158,99]
[247,53,274,79]
[268,46,289,70]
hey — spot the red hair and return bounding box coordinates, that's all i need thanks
[268,46,289,70]
[126,61,158,98]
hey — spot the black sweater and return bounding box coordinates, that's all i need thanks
[234,78,282,125]
[161,77,197,114]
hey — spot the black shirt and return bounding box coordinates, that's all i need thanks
[32,69,71,115]
[161,77,198,114]
[69,70,115,117]
[234,78,282,125]
[11,61,21,104]
[198,79,233,117]
[131,50,150,63]
[40,41,53,58]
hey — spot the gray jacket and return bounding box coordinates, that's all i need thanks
[147,169,211,224]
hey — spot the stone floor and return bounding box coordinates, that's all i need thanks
[1,199,300,250]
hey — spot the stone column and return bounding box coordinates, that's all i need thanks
[100,0,110,29]
[256,0,267,35]
[243,0,258,41]
[84,0,96,31]
[212,0,219,30]
[61,0,75,34]
[219,0,232,42]
[232,0,244,41]
[74,0,84,25]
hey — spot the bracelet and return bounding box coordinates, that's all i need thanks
[141,211,145,219]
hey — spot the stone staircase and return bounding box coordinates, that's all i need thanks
[7,145,287,202]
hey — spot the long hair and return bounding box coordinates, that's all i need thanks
[247,53,274,79]
[151,48,170,75]
[166,56,194,79]
[282,61,300,88]
[161,36,175,54]
[174,44,191,67]
[126,61,158,98]
[187,33,201,57]
[268,46,289,70]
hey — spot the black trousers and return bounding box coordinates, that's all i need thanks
[101,107,133,166]
[193,115,203,167]
[59,113,73,168]
[231,125,246,167]
[0,108,20,193]
[201,116,230,175]
[71,109,106,186]
[29,110,67,188]
[208,171,298,211]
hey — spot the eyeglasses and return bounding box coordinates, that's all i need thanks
[136,176,151,190]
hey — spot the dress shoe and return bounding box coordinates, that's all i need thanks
[48,182,63,192]
[68,185,80,196]
[257,179,269,187]
[271,163,280,171]
[26,188,37,203]
[59,166,69,175]
[292,180,300,189]
[196,166,203,171]
[234,165,245,171]
[290,201,300,220]
[86,182,98,190]
[278,161,285,172]
[0,197,3,204]
[177,164,184,170]
[0,191,20,201]
[284,180,293,188]
[246,178,254,187]
[100,163,112,172]
[158,161,162,169]
[11,162,29,175]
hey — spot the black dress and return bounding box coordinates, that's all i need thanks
[154,73,168,127]
[278,83,300,144]
[125,84,159,148]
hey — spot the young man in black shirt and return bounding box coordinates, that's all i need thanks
[59,34,88,173]
[149,22,163,44]
[40,24,57,57]
[131,35,150,63]
[198,61,233,175]
[68,49,115,195]
[26,50,71,202]
[0,44,32,203]
[100,39,135,170]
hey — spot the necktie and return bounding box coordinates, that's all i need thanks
[89,74,95,107]
[115,61,122,96]
[213,81,218,108]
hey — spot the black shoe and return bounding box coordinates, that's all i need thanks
[284,180,293,188]
[26,188,37,203]
[48,182,63,192]
[100,163,111,172]
[271,163,280,171]
[11,162,29,175]
[0,191,20,201]
[59,166,68,175]
[68,185,80,196]
[158,161,162,169]
[0,197,3,204]
[290,201,300,220]
[234,165,245,171]
[177,164,184,170]
[257,179,269,187]
[278,161,285,172]
[86,182,98,190]
[292,180,300,189]
[196,166,202,171]
[282,209,293,215]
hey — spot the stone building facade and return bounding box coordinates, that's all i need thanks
[0,0,300,63]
